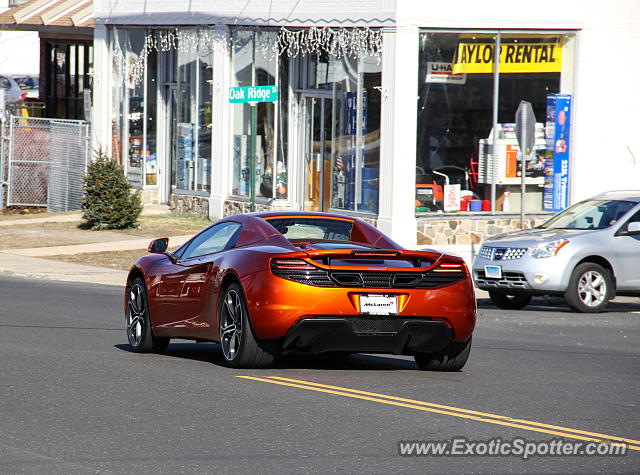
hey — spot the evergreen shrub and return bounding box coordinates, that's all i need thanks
[81,150,142,230]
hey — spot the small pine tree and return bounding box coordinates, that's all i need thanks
[82,150,142,230]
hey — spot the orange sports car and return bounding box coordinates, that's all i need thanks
[125,212,476,370]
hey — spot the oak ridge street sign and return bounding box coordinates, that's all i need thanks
[229,86,278,103]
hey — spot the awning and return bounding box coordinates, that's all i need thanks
[94,0,395,27]
[0,0,93,34]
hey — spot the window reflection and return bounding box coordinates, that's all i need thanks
[145,49,157,186]
[416,32,571,214]
[170,40,212,193]
[126,30,145,189]
[302,53,381,213]
[230,29,285,200]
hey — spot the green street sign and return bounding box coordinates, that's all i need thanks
[229,85,278,103]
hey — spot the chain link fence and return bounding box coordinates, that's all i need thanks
[0,115,90,213]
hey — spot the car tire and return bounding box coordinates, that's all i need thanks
[126,277,170,353]
[564,262,613,313]
[488,291,532,310]
[414,337,472,371]
[219,282,278,368]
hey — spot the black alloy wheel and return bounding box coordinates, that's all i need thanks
[126,277,169,353]
[219,282,277,368]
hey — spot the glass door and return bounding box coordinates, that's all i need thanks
[302,94,332,211]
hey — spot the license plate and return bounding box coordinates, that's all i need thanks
[359,294,398,315]
[484,265,502,279]
[417,189,432,196]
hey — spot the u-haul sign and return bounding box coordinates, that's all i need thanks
[425,62,467,84]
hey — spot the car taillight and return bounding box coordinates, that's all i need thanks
[270,258,318,271]
[432,263,466,274]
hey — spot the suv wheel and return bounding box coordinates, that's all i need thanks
[564,262,613,313]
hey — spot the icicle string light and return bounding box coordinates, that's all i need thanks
[115,26,383,87]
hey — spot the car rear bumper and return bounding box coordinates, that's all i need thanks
[242,269,476,342]
[281,317,452,355]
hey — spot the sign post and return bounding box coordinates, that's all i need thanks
[229,86,278,211]
[515,100,536,230]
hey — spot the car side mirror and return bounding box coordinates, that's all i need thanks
[627,222,640,235]
[148,237,169,253]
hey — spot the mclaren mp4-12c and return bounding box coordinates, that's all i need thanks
[125,212,476,370]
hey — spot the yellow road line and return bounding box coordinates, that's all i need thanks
[268,376,640,447]
[236,376,639,452]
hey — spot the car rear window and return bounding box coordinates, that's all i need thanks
[265,218,353,241]
[14,77,37,89]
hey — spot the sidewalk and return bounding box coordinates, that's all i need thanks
[0,204,177,287]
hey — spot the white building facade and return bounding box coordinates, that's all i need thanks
[92,0,640,257]
[0,0,39,75]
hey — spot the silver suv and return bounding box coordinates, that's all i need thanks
[473,191,640,312]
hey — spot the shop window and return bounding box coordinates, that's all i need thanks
[110,28,160,189]
[230,30,253,198]
[301,53,381,213]
[416,32,574,215]
[169,41,213,193]
[43,41,92,120]
[174,48,196,191]
[145,49,158,186]
[126,30,146,189]
[197,52,213,192]
[230,29,288,200]
[110,27,214,193]
[110,29,126,166]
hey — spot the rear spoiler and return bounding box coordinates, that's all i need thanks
[289,248,466,273]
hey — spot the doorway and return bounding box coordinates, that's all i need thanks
[300,94,333,211]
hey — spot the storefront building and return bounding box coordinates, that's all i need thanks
[92,1,640,260]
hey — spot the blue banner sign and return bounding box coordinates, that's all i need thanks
[543,94,571,212]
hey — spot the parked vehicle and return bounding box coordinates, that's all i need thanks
[11,74,39,99]
[0,74,24,103]
[125,212,477,370]
[473,191,640,312]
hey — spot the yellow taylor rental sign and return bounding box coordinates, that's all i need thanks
[453,42,562,74]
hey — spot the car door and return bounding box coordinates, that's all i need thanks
[614,208,640,290]
[153,222,242,332]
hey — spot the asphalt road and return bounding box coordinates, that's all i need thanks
[0,275,639,474]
